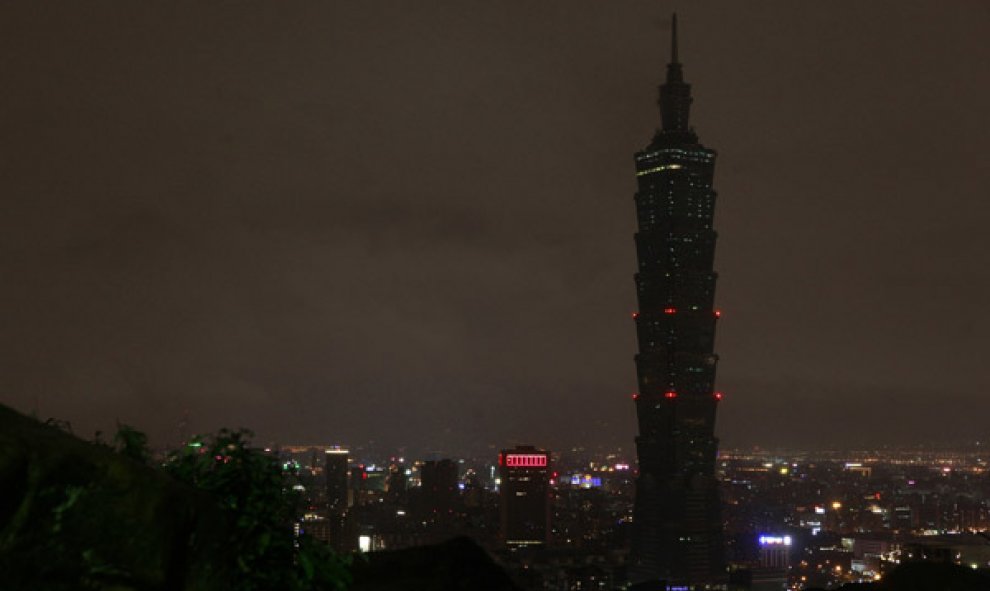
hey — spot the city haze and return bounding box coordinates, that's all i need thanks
[2,1,989,454]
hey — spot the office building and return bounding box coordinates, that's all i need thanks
[325,448,349,513]
[420,459,459,518]
[629,14,726,587]
[499,445,551,547]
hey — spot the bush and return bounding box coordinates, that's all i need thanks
[164,429,350,591]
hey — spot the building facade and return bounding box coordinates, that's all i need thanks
[629,15,726,587]
[325,448,349,513]
[419,459,459,520]
[499,445,552,547]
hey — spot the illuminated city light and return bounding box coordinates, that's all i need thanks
[505,454,548,468]
[664,307,677,314]
[758,535,792,546]
[714,391,723,401]
[714,309,721,318]
[664,391,678,399]
[632,312,639,319]
[569,474,603,488]
[632,393,640,400]
[635,163,684,177]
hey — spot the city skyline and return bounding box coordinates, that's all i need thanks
[2,2,989,454]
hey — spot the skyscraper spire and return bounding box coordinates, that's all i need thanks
[658,13,692,134]
[671,12,679,64]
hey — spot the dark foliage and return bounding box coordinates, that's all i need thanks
[164,429,350,591]
[0,404,349,591]
[113,422,151,463]
[0,406,223,590]
[879,561,990,591]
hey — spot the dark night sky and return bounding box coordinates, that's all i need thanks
[2,2,989,455]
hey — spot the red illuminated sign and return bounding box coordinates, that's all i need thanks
[505,454,548,468]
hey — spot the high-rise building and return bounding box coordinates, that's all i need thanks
[325,448,349,513]
[420,459,459,518]
[753,535,791,591]
[499,445,551,547]
[758,535,792,569]
[629,15,726,587]
[386,459,409,505]
[324,448,350,554]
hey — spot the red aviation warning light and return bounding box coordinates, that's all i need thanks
[714,391,724,401]
[632,312,639,319]
[664,391,678,399]
[632,393,640,400]
[714,309,722,318]
[664,307,677,315]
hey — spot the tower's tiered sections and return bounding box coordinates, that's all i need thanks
[630,16,726,587]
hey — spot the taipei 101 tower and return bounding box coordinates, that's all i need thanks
[629,15,726,588]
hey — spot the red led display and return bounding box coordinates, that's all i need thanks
[505,454,548,468]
